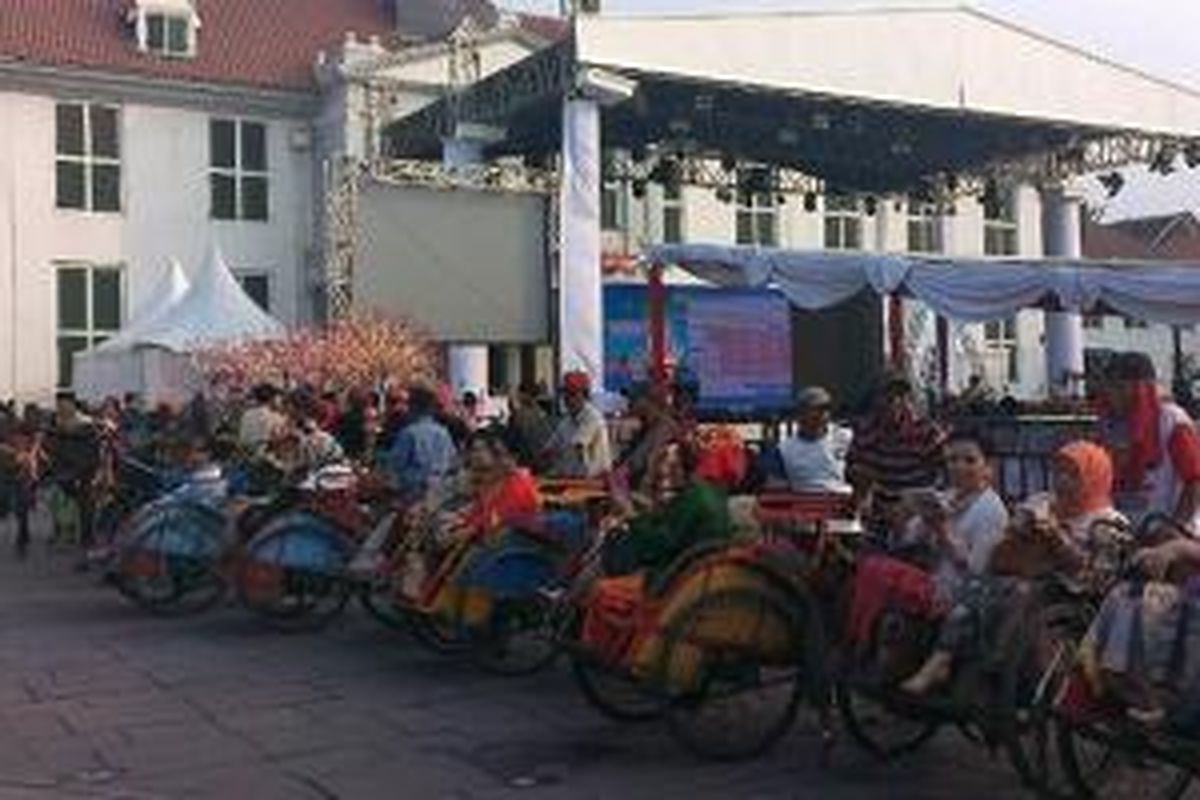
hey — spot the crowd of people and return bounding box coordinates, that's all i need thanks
[1,349,1198,729]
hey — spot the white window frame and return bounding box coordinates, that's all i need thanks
[144,12,194,57]
[601,180,625,232]
[983,188,1020,256]
[55,262,125,388]
[55,102,121,213]
[906,199,942,254]
[823,195,862,251]
[234,270,273,313]
[661,183,685,244]
[210,119,269,222]
[983,318,1019,385]
[735,186,777,247]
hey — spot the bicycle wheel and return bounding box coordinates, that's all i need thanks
[359,585,410,631]
[835,682,942,760]
[999,600,1086,799]
[1057,722,1194,800]
[660,587,811,761]
[571,656,667,722]
[114,502,228,616]
[471,596,560,676]
[237,514,353,633]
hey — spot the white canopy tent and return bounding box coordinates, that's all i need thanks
[73,248,285,404]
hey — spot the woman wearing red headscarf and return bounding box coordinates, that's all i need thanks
[1101,352,1200,534]
[903,441,1127,694]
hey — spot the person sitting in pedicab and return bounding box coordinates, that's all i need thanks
[846,431,1008,673]
[601,440,734,580]
[761,386,854,494]
[413,429,543,625]
[1075,530,1200,732]
[902,440,1126,694]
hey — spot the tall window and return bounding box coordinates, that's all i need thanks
[56,103,121,212]
[824,195,862,250]
[983,318,1019,385]
[662,183,684,244]
[56,264,123,388]
[210,119,268,221]
[906,199,942,253]
[735,187,777,247]
[235,271,271,313]
[601,181,624,231]
[983,188,1019,256]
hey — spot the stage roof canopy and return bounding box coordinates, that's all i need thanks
[384,7,1200,193]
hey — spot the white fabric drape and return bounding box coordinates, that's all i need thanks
[559,98,604,386]
[645,244,1200,325]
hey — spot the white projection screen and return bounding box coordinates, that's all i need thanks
[353,181,550,342]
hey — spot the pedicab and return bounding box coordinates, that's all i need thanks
[834,514,1137,797]
[571,490,858,761]
[1051,514,1199,800]
[112,463,379,631]
[363,477,609,674]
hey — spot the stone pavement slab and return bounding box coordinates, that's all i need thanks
[0,528,1186,799]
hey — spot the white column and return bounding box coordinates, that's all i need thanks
[1042,187,1085,397]
[442,133,489,397]
[558,97,604,388]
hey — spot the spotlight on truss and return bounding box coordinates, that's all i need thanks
[1151,145,1178,175]
[1098,171,1125,198]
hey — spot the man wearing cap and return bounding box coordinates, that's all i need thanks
[544,371,613,478]
[771,386,853,493]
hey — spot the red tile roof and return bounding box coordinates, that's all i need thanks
[1084,211,1200,261]
[0,0,527,93]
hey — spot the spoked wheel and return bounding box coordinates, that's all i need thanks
[571,656,667,722]
[1057,722,1194,800]
[407,613,471,655]
[359,581,411,631]
[659,587,811,761]
[835,683,942,760]
[237,517,353,633]
[114,502,228,616]
[1000,605,1083,798]
[471,596,561,676]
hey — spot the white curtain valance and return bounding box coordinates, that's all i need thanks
[646,244,1200,325]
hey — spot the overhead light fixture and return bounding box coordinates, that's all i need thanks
[715,185,734,204]
[803,192,818,212]
[1185,142,1200,169]
[1151,144,1179,175]
[631,179,647,199]
[1099,171,1125,198]
[811,113,832,131]
[864,196,878,217]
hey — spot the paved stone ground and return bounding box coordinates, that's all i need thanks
[0,520,1043,800]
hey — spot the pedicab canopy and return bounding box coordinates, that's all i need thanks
[642,244,1200,327]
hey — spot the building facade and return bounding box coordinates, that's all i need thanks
[0,0,553,401]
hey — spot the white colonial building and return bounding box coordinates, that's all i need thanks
[0,0,557,401]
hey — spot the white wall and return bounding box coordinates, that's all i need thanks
[0,90,313,401]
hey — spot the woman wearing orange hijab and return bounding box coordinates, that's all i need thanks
[903,441,1126,694]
